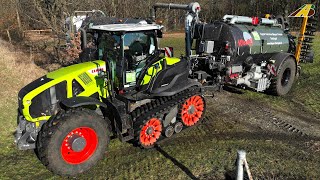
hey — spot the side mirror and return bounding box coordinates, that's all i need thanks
[157,29,163,38]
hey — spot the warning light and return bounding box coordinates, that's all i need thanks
[225,41,230,53]
[252,17,260,25]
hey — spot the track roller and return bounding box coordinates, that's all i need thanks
[174,122,183,133]
[164,126,174,137]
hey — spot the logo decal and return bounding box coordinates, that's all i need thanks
[251,31,261,41]
[289,4,316,17]
[238,32,253,47]
[88,67,106,75]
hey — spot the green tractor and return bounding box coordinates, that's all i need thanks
[15,3,205,176]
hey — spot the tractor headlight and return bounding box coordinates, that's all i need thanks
[26,100,31,105]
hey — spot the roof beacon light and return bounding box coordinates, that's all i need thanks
[252,17,260,25]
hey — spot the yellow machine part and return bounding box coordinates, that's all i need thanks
[295,16,308,63]
[290,4,317,63]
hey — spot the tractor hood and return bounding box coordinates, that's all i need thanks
[47,60,106,80]
[18,60,106,122]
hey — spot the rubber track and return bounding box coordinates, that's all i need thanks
[157,111,215,146]
[130,87,203,147]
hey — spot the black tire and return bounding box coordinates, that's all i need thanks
[268,57,296,96]
[36,108,110,176]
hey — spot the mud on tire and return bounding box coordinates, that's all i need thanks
[36,108,110,176]
[268,57,296,96]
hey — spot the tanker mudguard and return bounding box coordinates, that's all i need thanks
[270,53,297,73]
[61,96,108,108]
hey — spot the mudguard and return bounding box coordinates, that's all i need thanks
[61,96,131,135]
[270,53,297,74]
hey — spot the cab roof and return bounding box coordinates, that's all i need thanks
[89,23,163,32]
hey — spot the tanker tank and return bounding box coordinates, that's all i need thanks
[194,16,295,65]
[192,15,297,96]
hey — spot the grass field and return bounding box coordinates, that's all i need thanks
[0,35,319,179]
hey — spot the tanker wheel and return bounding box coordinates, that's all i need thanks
[36,108,110,176]
[269,57,296,96]
[179,95,206,126]
[138,118,162,148]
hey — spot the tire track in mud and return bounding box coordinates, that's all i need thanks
[271,116,306,136]
[253,105,308,137]
[159,93,315,149]
[213,94,311,137]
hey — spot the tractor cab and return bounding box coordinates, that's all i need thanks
[88,23,161,92]
[84,23,192,101]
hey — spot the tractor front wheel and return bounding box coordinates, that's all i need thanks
[36,108,110,176]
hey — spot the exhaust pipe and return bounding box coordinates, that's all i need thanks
[150,2,201,58]
[151,2,201,21]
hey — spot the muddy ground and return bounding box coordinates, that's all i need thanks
[205,88,320,138]
[154,88,320,179]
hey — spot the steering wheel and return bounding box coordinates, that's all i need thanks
[129,40,144,56]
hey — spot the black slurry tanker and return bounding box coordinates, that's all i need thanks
[191,15,299,96]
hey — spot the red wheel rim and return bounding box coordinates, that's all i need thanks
[61,127,98,164]
[139,118,162,146]
[181,95,204,126]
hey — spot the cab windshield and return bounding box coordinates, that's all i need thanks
[123,31,156,87]
[124,32,156,56]
[95,31,157,88]
[95,31,156,62]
